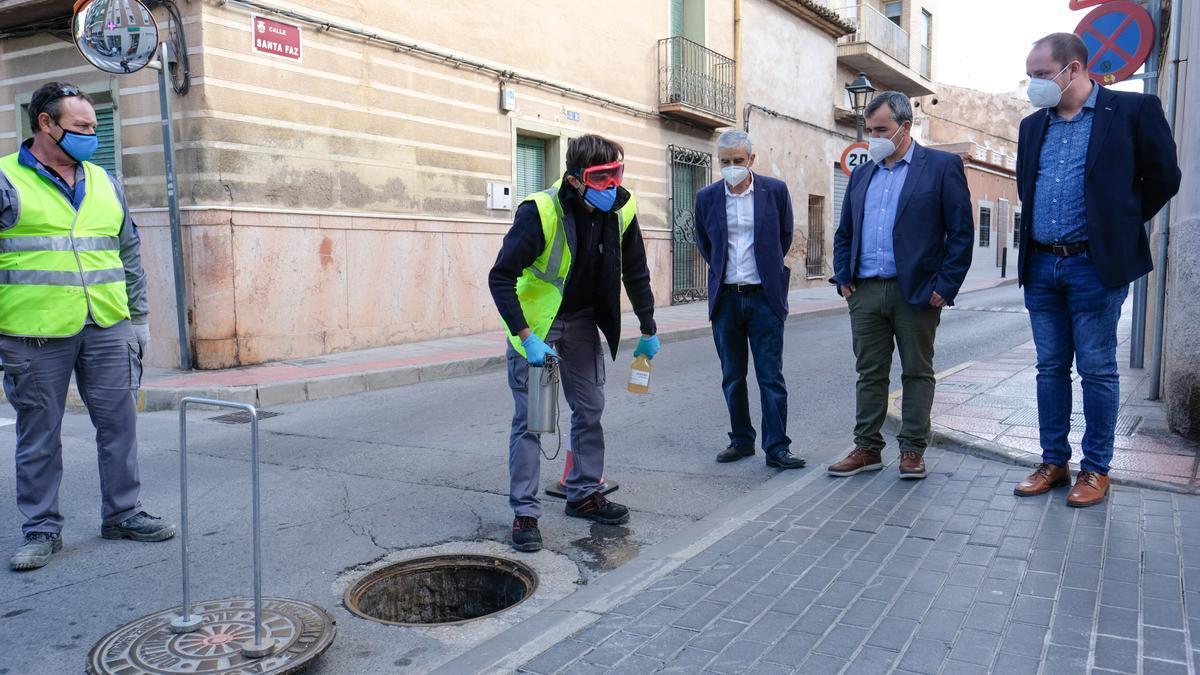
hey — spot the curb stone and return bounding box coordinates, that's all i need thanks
[135,305,850,412]
[884,370,1199,496]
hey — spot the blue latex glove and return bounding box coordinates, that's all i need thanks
[521,334,558,366]
[633,334,660,359]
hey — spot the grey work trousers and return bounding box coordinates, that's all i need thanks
[0,320,143,535]
[506,310,606,518]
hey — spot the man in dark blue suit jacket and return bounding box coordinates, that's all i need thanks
[694,130,805,470]
[828,92,973,481]
[1012,33,1180,508]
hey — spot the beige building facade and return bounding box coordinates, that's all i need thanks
[2,0,736,368]
[914,82,1028,279]
[1,0,950,370]
[1159,0,1197,437]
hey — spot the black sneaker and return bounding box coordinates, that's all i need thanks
[511,516,542,552]
[10,532,62,571]
[565,492,630,525]
[101,511,177,542]
[716,443,755,463]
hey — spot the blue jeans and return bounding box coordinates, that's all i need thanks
[711,289,790,457]
[1023,251,1128,474]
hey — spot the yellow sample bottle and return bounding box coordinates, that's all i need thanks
[628,355,652,394]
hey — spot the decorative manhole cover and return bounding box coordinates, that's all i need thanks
[209,410,282,425]
[87,597,335,674]
[1003,409,1142,436]
[344,554,538,626]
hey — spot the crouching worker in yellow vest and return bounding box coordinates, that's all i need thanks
[0,82,176,571]
[489,134,660,552]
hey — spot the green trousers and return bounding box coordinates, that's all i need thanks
[847,278,942,454]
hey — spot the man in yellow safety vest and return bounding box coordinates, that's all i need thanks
[489,134,659,552]
[0,82,175,571]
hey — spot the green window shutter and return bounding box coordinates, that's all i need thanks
[514,136,546,204]
[92,105,118,176]
[670,0,684,37]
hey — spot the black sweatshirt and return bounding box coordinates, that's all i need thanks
[488,179,656,360]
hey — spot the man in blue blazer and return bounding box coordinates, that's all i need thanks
[694,130,805,470]
[1012,33,1180,507]
[828,91,973,481]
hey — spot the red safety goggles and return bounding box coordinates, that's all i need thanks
[579,161,624,191]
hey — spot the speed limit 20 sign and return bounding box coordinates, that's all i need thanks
[840,141,870,177]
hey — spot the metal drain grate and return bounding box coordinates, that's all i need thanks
[938,381,985,391]
[209,410,283,424]
[1003,409,1142,436]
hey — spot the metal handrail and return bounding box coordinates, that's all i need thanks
[658,35,736,122]
[835,3,911,66]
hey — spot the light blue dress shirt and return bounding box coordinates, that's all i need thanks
[1032,81,1098,245]
[857,141,915,279]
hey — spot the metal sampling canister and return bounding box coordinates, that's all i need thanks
[526,357,559,434]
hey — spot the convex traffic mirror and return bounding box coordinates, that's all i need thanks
[73,0,159,74]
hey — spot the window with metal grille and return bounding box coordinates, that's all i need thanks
[514,135,546,204]
[669,145,711,304]
[979,205,992,247]
[806,195,825,278]
[1013,211,1022,248]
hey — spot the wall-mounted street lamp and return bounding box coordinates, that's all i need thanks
[845,71,876,142]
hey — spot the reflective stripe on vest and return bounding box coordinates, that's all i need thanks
[0,153,128,337]
[503,180,638,357]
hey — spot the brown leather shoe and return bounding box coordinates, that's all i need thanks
[828,448,883,477]
[899,451,926,479]
[1067,470,1110,508]
[1013,463,1071,497]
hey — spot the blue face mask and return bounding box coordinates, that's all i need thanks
[54,126,99,163]
[583,186,618,212]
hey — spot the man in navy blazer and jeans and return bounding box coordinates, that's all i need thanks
[1013,33,1179,507]
[695,130,805,470]
[829,91,973,481]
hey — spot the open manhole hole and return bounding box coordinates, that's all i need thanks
[344,554,538,626]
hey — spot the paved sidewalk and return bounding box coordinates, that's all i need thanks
[445,448,1199,675]
[900,312,1200,494]
[117,276,1009,410]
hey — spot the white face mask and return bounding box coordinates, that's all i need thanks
[1027,63,1075,108]
[721,165,750,187]
[868,124,906,164]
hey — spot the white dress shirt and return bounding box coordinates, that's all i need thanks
[724,173,761,284]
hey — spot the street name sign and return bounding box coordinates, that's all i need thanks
[252,15,302,61]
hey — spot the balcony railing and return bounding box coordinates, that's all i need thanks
[920,45,931,79]
[658,36,736,124]
[835,3,910,66]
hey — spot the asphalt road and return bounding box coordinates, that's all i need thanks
[0,282,1034,673]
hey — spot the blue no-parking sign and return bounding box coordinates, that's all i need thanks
[1074,1,1155,85]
